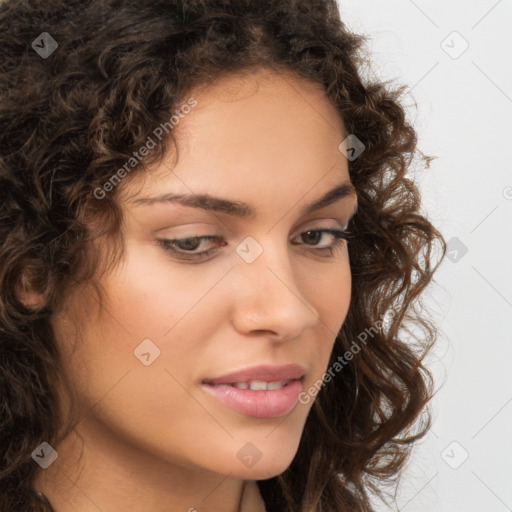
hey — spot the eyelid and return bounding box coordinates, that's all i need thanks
[156,223,352,263]
[155,218,350,239]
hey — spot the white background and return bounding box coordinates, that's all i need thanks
[335,1,512,511]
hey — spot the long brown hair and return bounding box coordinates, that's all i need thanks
[0,1,446,510]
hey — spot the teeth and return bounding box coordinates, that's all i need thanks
[266,380,287,390]
[229,380,289,390]
[232,382,249,389]
[249,380,268,391]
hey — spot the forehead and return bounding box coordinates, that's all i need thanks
[120,68,350,206]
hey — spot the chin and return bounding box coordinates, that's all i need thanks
[228,444,298,480]
[231,460,293,481]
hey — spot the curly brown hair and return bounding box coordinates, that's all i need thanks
[0,0,446,511]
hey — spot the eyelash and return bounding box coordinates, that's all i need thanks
[156,228,352,262]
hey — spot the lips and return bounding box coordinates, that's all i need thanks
[201,380,304,418]
[202,363,306,386]
[200,364,307,418]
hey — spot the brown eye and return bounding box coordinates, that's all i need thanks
[292,228,351,257]
[156,235,224,261]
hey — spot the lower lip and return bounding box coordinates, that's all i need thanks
[201,379,303,418]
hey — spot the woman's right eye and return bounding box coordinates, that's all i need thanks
[156,235,225,261]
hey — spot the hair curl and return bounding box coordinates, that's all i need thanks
[0,1,446,511]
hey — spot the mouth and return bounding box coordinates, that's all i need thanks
[206,379,295,390]
[201,377,304,418]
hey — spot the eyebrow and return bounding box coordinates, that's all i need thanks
[131,181,358,218]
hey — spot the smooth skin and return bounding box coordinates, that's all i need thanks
[33,67,358,512]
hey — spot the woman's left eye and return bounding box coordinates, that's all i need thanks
[156,228,351,262]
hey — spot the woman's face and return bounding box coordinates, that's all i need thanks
[52,68,357,488]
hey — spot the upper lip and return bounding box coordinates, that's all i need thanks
[202,364,306,385]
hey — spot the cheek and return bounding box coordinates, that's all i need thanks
[54,279,229,468]
[300,257,352,374]
[52,249,209,412]
[300,253,351,328]
[98,240,231,341]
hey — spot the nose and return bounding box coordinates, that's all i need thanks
[229,237,319,342]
